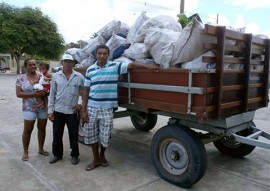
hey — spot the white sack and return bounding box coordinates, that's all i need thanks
[133,15,182,43]
[122,43,150,60]
[65,48,85,63]
[106,32,128,60]
[172,18,236,65]
[81,36,107,58]
[80,39,92,49]
[124,12,149,44]
[144,28,181,68]
[113,56,134,64]
[181,51,216,69]
[135,58,156,65]
[97,20,129,40]
[77,56,96,68]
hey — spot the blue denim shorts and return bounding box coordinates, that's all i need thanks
[23,111,48,120]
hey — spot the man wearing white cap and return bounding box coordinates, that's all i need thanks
[48,53,84,165]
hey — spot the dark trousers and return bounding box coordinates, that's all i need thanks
[52,111,79,158]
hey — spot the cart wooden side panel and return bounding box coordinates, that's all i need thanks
[118,25,270,122]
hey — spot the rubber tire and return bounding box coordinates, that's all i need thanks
[213,128,256,158]
[130,112,157,132]
[151,124,207,188]
[1,68,6,73]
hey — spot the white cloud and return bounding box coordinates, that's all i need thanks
[265,29,270,38]
[185,0,199,13]
[39,0,114,42]
[231,0,270,9]
[204,14,230,26]
[204,11,269,37]
[230,14,264,36]
[38,0,188,42]
[234,14,245,27]
[245,23,261,35]
[34,0,268,42]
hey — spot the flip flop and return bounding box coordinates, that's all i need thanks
[22,156,29,161]
[85,162,101,171]
[38,151,49,156]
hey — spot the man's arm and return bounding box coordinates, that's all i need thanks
[128,61,159,70]
[81,86,89,111]
[47,74,56,115]
[81,86,90,123]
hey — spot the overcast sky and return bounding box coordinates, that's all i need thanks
[3,0,270,43]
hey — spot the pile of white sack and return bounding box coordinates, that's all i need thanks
[65,12,224,69]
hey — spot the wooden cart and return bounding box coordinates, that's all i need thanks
[75,24,270,188]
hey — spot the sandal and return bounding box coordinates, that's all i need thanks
[22,155,29,161]
[38,151,49,156]
[85,162,101,171]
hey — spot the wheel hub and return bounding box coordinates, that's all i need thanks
[161,140,188,175]
[170,150,180,161]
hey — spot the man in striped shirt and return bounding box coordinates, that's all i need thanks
[81,45,159,171]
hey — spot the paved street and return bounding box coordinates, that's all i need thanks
[0,73,269,191]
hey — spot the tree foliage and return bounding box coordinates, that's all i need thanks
[0,3,64,73]
[177,13,192,28]
[65,41,81,49]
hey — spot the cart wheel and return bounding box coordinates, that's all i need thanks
[151,124,207,188]
[130,112,157,131]
[213,128,256,157]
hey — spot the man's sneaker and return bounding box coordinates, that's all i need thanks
[49,156,62,164]
[71,157,80,165]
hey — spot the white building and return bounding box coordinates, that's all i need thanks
[0,53,61,73]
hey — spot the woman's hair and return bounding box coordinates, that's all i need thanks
[96,44,110,55]
[24,59,33,67]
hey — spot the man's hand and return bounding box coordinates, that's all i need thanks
[128,62,160,70]
[48,113,54,122]
[72,104,82,112]
[145,64,160,70]
[81,110,89,123]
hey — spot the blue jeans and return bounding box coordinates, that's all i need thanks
[52,111,79,158]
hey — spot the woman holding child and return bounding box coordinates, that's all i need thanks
[15,59,49,161]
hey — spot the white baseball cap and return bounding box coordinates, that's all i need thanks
[61,54,74,62]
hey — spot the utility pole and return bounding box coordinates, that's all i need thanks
[180,0,185,13]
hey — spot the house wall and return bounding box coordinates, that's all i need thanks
[0,53,61,73]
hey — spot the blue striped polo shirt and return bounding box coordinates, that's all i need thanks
[84,61,129,108]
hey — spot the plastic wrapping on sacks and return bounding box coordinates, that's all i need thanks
[97,20,129,40]
[106,32,129,60]
[65,48,85,63]
[181,51,216,69]
[144,28,180,68]
[132,15,182,44]
[81,35,107,58]
[125,12,149,45]
[122,43,150,61]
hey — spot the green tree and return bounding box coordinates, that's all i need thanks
[0,3,64,73]
[177,13,192,28]
[65,41,81,49]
